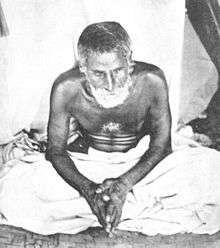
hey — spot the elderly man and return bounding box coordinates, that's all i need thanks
[46,21,172,234]
[1,21,220,236]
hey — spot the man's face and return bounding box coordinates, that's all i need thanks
[83,50,133,108]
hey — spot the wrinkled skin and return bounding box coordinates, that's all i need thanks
[96,178,131,233]
[83,182,108,228]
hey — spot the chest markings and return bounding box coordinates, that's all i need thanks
[101,122,122,133]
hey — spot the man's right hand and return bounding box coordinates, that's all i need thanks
[82,182,108,228]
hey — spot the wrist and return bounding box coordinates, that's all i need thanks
[79,180,95,198]
[118,176,133,192]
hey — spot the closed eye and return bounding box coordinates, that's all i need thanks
[93,70,105,77]
[114,67,124,74]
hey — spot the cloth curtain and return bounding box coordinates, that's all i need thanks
[0,1,8,36]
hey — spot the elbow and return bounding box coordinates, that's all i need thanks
[45,147,66,162]
[153,139,172,159]
[164,146,172,157]
[155,145,171,162]
[162,137,172,156]
[165,138,172,154]
[45,150,53,162]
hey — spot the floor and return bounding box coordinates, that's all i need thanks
[1,225,220,248]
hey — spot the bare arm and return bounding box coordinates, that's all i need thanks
[120,73,172,187]
[46,80,107,226]
[45,81,94,195]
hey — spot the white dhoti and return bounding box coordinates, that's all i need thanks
[0,136,220,235]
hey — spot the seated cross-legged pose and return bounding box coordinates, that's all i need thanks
[1,21,220,236]
[46,21,172,235]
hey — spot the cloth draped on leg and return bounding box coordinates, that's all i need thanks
[0,136,220,235]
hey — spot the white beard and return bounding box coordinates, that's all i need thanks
[90,78,132,108]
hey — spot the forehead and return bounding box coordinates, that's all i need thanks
[86,50,127,70]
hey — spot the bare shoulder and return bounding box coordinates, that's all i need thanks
[133,61,168,98]
[51,66,85,105]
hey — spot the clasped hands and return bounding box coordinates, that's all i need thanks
[85,177,131,236]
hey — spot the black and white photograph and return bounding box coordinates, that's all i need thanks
[0,0,220,247]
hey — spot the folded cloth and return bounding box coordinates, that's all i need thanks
[0,130,46,166]
[0,136,220,236]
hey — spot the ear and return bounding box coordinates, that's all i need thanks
[79,64,86,73]
[128,64,134,74]
[127,51,134,74]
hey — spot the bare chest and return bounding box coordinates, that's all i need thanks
[72,94,150,137]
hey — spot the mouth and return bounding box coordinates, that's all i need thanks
[106,92,117,96]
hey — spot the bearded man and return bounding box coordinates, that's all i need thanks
[46,21,172,235]
[1,21,220,236]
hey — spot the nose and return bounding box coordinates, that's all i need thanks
[105,72,115,91]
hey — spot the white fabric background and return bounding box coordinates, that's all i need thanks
[0,0,217,144]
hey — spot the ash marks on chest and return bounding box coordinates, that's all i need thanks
[101,121,123,134]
